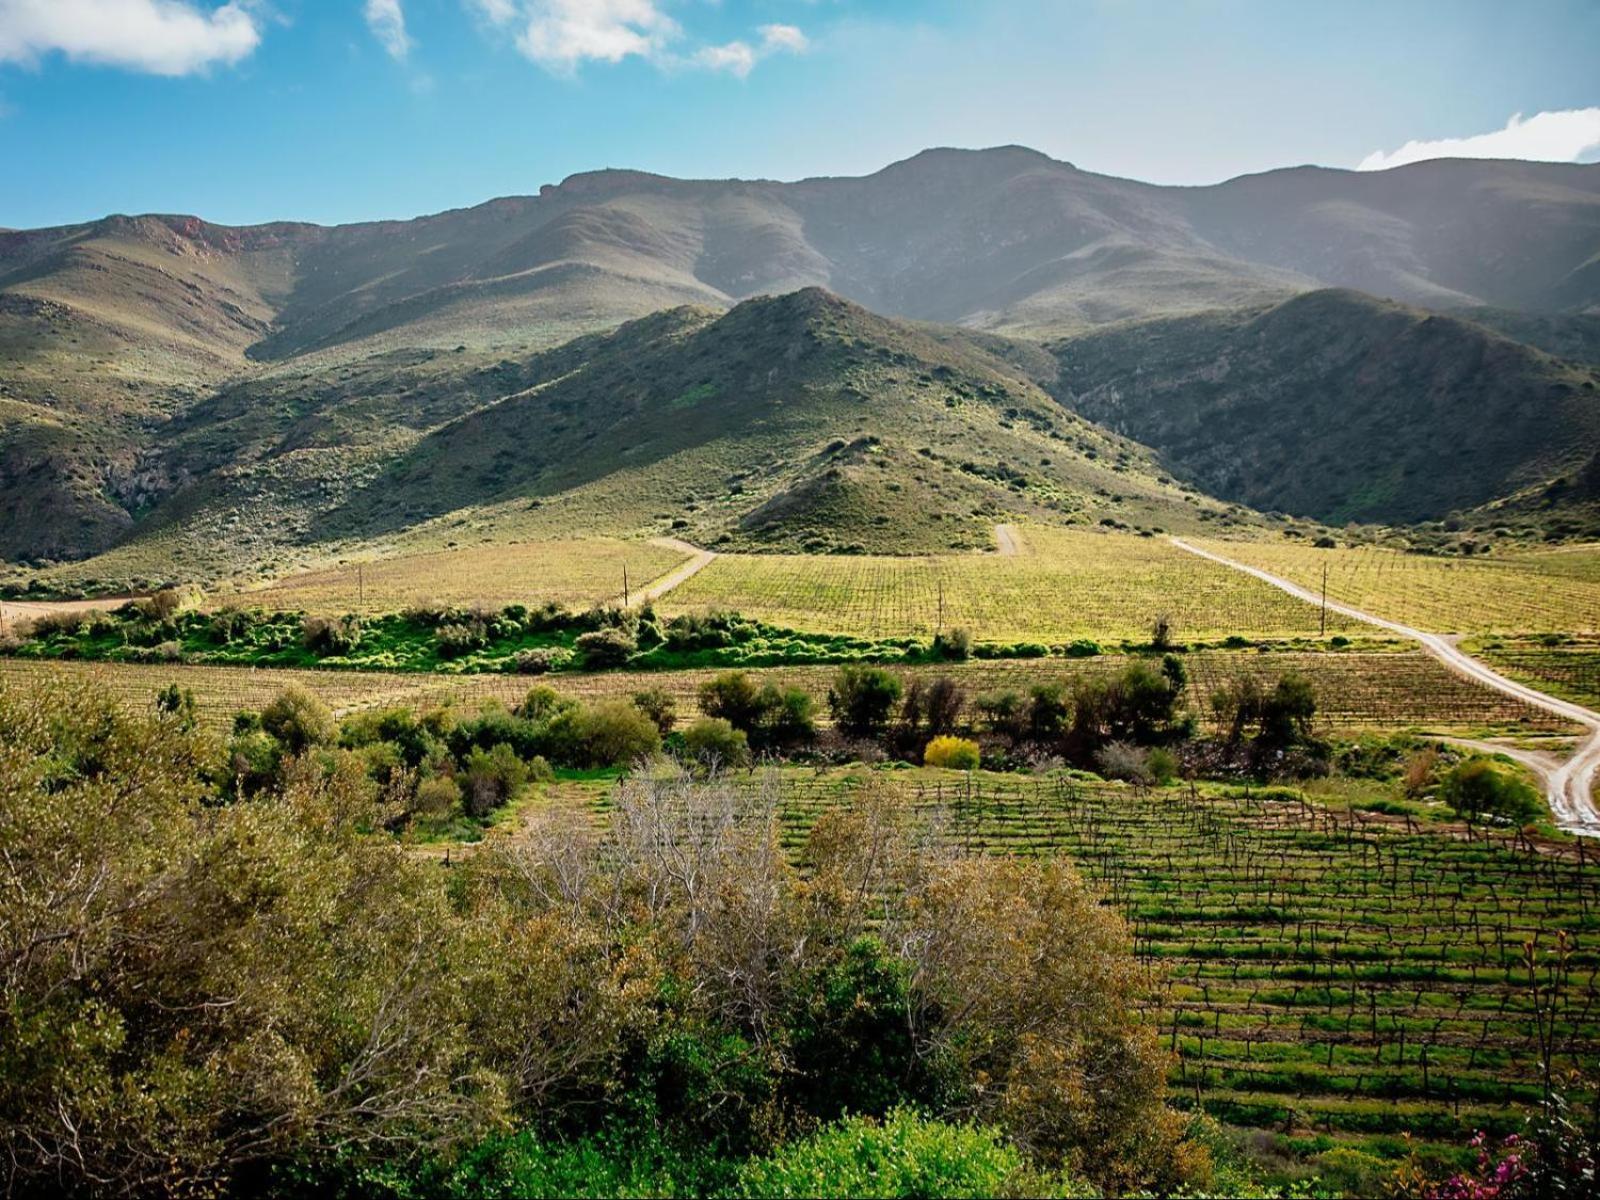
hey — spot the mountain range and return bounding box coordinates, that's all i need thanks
[2,146,1598,583]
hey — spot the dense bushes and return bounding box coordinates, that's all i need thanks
[1440,758,1543,825]
[924,735,981,770]
[0,686,1200,1196]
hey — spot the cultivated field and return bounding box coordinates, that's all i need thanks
[6,648,1569,739]
[236,537,689,614]
[1194,539,1600,634]
[569,767,1600,1157]
[665,527,1361,642]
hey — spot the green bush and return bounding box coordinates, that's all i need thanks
[462,743,532,817]
[435,620,489,659]
[683,717,750,768]
[698,671,767,733]
[576,628,637,669]
[514,646,571,674]
[734,1110,1027,1200]
[632,687,678,735]
[1439,758,1542,824]
[302,613,362,656]
[924,736,981,770]
[931,627,972,662]
[828,665,903,737]
[260,684,337,753]
[575,700,661,767]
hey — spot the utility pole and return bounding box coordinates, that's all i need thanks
[623,564,630,607]
[1320,563,1328,637]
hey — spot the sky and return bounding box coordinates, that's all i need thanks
[1,0,1597,229]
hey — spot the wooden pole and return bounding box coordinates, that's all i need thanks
[1320,563,1328,637]
[623,564,630,607]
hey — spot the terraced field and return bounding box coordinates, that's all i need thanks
[665,528,1360,642]
[1194,540,1600,635]
[571,768,1600,1157]
[6,648,1568,738]
[238,537,688,615]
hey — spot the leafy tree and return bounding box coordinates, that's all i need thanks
[463,742,532,816]
[1440,759,1542,825]
[699,671,768,734]
[683,717,750,768]
[633,687,679,735]
[828,666,903,737]
[576,700,661,767]
[261,684,337,753]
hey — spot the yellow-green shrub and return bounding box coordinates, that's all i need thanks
[924,735,980,770]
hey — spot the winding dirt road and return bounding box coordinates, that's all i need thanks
[1171,537,1600,838]
[634,538,717,604]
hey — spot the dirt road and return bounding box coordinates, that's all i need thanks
[993,524,1024,556]
[1171,537,1600,837]
[634,538,717,604]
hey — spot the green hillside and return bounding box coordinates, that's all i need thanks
[1050,289,1600,530]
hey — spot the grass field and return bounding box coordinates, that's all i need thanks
[236,537,689,615]
[7,648,1568,739]
[664,528,1361,643]
[562,766,1600,1160]
[1195,539,1600,634]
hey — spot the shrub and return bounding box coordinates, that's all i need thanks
[411,775,461,821]
[976,689,1027,743]
[261,684,337,753]
[931,627,971,662]
[1097,741,1155,786]
[632,687,678,735]
[302,613,362,656]
[434,620,489,660]
[1063,638,1101,658]
[575,628,636,669]
[699,671,767,733]
[758,683,816,749]
[902,676,966,740]
[1439,759,1542,825]
[513,646,571,674]
[683,717,750,768]
[734,1110,1027,1200]
[924,736,980,770]
[462,743,531,817]
[828,665,903,737]
[575,700,661,767]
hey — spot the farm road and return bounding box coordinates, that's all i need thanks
[635,538,717,603]
[1171,537,1600,838]
[993,524,1025,556]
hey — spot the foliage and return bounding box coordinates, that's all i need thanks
[828,665,904,737]
[925,735,981,770]
[576,628,638,669]
[732,1110,1029,1200]
[260,682,337,752]
[1439,759,1543,825]
[683,717,751,768]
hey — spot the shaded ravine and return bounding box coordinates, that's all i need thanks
[1171,537,1600,837]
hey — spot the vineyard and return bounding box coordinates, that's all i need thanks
[238,537,688,615]
[5,648,1571,738]
[1194,539,1600,635]
[575,768,1600,1159]
[664,527,1361,642]
[1473,637,1600,711]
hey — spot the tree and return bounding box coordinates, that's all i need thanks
[633,687,678,735]
[1440,759,1542,825]
[683,717,751,768]
[828,666,903,738]
[261,684,337,753]
[699,671,768,734]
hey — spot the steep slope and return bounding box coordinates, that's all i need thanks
[29,290,1249,589]
[1049,290,1600,528]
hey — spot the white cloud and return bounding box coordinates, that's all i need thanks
[516,0,677,72]
[0,0,261,76]
[1358,108,1600,171]
[465,1,805,76]
[365,0,411,61]
[758,24,807,54]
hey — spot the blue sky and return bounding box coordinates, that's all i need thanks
[1,0,1597,229]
